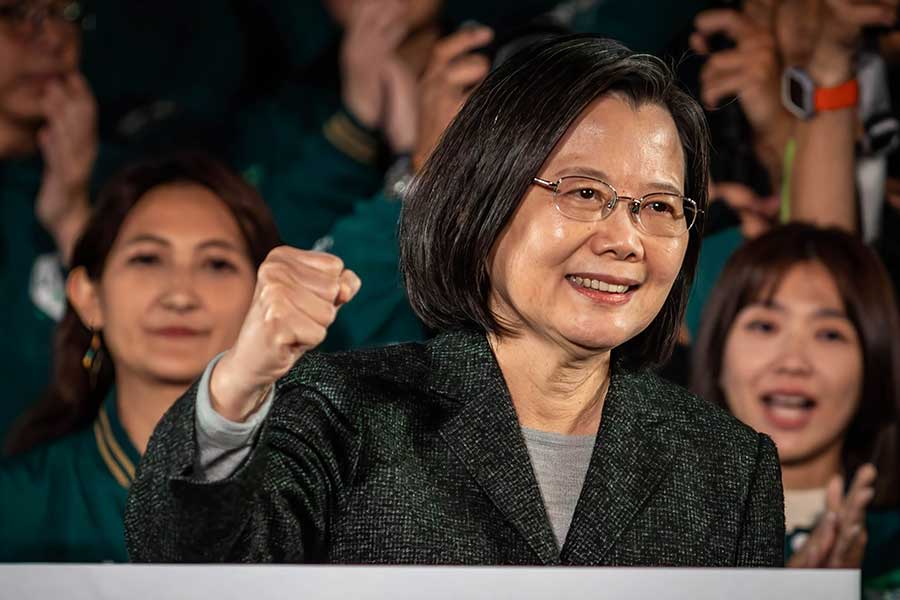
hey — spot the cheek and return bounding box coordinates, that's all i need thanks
[815,344,864,423]
[719,330,767,415]
[96,279,153,356]
[646,236,688,295]
[203,276,255,340]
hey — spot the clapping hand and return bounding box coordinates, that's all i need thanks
[788,463,877,568]
[412,25,492,171]
[34,72,97,263]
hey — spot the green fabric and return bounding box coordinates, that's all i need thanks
[235,91,383,250]
[0,146,122,445]
[780,137,796,223]
[567,0,712,54]
[320,192,425,351]
[80,0,245,150]
[251,0,339,72]
[444,0,712,53]
[784,510,900,594]
[685,225,745,341]
[0,160,58,443]
[0,390,139,562]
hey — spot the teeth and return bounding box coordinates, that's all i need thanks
[569,276,629,294]
[765,394,813,409]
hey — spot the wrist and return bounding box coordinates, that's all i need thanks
[47,191,90,265]
[341,87,380,130]
[209,351,271,423]
[806,49,854,88]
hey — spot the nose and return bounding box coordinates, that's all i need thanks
[26,14,70,54]
[586,196,645,261]
[773,333,814,376]
[160,269,201,313]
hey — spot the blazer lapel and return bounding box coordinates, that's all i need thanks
[560,366,675,565]
[428,331,560,565]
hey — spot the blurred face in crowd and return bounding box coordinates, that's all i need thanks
[720,261,863,472]
[0,0,81,125]
[70,185,257,387]
[488,94,689,353]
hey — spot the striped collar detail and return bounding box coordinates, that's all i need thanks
[93,394,139,490]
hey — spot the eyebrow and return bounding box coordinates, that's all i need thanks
[753,300,849,320]
[554,166,684,196]
[122,234,242,252]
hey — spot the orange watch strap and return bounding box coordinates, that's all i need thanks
[814,79,859,112]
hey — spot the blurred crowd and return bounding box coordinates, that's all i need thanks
[0,0,899,594]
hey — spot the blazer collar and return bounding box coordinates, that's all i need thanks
[426,330,674,565]
[428,330,559,564]
[560,367,674,564]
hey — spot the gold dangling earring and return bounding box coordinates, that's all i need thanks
[82,330,103,387]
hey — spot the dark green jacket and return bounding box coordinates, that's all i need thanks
[0,393,138,562]
[0,160,60,443]
[125,330,785,565]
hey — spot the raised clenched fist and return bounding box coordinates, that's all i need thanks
[209,247,361,422]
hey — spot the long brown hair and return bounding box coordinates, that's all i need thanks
[4,152,281,456]
[691,223,900,508]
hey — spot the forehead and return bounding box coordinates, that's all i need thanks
[541,94,685,192]
[116,183,245,245]
[761,261,846,313]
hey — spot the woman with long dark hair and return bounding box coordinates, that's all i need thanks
[692,224,900,587]
[127,36,784,565]
[0,153,280,561]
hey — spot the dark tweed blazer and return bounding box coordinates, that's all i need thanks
[125,330,785,565]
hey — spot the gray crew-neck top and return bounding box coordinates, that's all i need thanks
[521,426,596,550]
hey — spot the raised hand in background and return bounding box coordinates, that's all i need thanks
[34,71,97,265]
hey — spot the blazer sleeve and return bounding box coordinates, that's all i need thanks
[124,376,359,563]
[735,433,786,566]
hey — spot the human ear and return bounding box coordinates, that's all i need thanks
[66,267,104,329]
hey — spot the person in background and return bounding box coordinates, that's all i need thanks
[0,153,281,562]
[0,0,99,443]
[678,0,896,360]
[692,224,900,594]
[319,24,493,350]
[234,0,440,250]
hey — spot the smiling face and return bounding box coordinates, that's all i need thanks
[720,261,863,468]
[488,94,689,353]
[71,183,257,386]
[0,0,81,125]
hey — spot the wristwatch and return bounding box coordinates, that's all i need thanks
[781,66,859,120]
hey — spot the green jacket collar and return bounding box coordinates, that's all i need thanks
[93,388,141,490]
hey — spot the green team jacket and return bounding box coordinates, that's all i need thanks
[0,159,60,444]
[0,392,138,562]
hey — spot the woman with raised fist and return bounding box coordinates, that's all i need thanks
[126,36,784,565]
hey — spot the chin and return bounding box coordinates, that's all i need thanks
[145,358,209,386]
[558,326,629,353]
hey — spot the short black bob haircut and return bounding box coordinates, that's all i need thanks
[400,35,709,368]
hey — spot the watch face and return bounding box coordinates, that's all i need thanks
[782,66,814,120]
[789,77,806,110]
